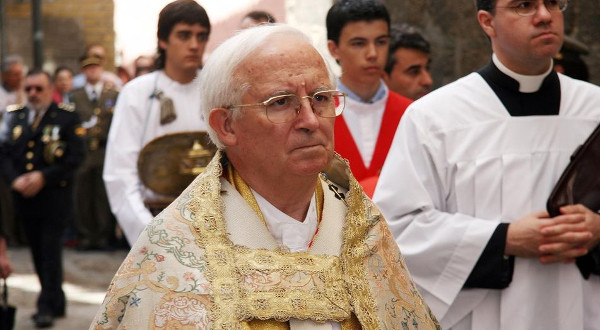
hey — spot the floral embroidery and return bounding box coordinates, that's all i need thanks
[92,151,440,329]
[152,294,211,328]
[184,272,194,282]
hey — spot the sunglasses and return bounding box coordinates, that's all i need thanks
[25,85,44,93]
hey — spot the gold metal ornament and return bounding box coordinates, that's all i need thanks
[12,125,22,140]
[137,131,216,197]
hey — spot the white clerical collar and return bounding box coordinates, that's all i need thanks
[251,188,318,253]
[492,54,553,93]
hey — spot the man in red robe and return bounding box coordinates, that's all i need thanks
[326,0,411,197]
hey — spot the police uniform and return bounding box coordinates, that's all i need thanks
[0,102,85,319]
[71,84,118,249]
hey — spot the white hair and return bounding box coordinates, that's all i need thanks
[198,24,336,148]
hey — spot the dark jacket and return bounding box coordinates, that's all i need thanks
[0,102,85,191]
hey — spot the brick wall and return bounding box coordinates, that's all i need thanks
[2,0,115,74]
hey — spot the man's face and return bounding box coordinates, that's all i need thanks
[2,62,24,91]
[481,0,564,73]
[54,70,73,93]
[328,20,390,87]
[83,64,103,85]
[87,46,107,66]
[227,36,335,180]
[383,48,432,100]
[159,23,209,73]
[25,74,52,111]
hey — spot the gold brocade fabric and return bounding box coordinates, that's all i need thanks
[91,150,440,330]
[223,163,360,330]
[188,152,352,328]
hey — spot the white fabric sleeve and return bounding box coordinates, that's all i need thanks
[103,83,154,245]
[373,107,499,320]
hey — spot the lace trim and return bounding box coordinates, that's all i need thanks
[337,161,379,329]
[186,150,354,328]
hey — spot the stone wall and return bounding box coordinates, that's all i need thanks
[2,0,115,74]
[384,0,600,86]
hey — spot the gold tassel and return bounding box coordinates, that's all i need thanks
[153,90,177,125]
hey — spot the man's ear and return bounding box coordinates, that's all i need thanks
[327,40,340,62]
[477,10,496,38]
[382,71,391,85]
[209,108,237,147]
[158,39,167,51]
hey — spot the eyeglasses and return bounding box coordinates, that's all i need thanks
[25,85,44,93]
[229,90,346,124]
[497,0,568,16]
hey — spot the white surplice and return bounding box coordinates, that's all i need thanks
[374,71,600,330]
[103,70,206,244]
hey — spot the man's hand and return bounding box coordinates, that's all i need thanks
[11,171,45,198]
[538,204,600,264]
[0,238,12,279]
[11,175,28,193]
[0,255,12,279]
[505,211,551,259]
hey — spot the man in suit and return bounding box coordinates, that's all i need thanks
[71,55,119,250]
[0,70,85,328]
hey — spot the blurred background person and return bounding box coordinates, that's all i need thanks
[383,23,433,100]
[0,55,27,251]
[71,55,119,251]
[116,66,131,86]
[52,66,74,104]
[554,35,590,81]
[133,55,154,77]
[0,55,26,110]
[239,10,276,29]
[72,44,123,91]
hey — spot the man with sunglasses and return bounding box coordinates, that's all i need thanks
[103,0,210,246]
[374,0,600,329]
[91,24,440,329]
[0,70,85,328]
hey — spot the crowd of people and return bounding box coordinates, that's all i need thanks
[0,0,598,329]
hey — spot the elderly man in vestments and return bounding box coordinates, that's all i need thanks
[374,0,600,329]
[90,25,440,329]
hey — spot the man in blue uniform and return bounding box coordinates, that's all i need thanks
[0,70,85,328]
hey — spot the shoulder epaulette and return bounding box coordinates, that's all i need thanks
[6,104,25,112]
[58,103,75,112]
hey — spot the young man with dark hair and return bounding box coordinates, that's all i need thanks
[375,0,600,329]
[383,23,433,100]
[103,0,210,245]
[326,0,412,196]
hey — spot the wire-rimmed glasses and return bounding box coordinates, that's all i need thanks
[496,0,568,16]
[229,90,346,124]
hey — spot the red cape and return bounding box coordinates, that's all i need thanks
[334,91,411,196]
